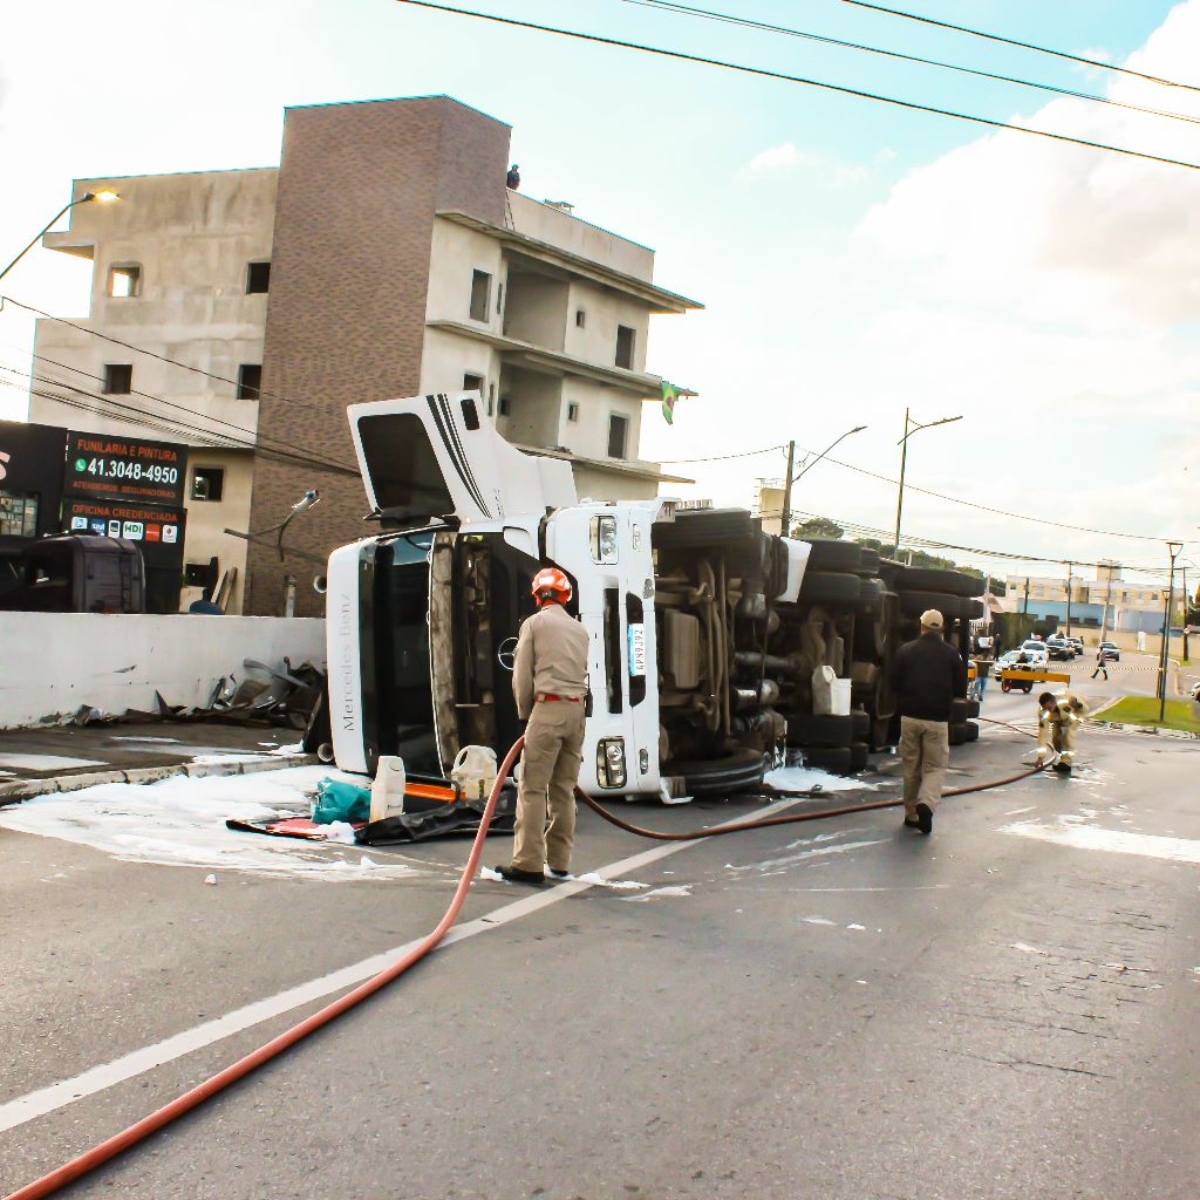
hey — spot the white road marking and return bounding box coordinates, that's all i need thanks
[0,797,808,1134]
[1002,821,1200,864]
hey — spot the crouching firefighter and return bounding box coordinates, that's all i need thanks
[1036,691,1088,775]
[495,566,590,886]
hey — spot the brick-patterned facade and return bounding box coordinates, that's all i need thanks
[246,97,510,616]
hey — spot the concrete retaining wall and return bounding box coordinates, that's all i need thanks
[0,613,325,729]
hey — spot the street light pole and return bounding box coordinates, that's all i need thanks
[778,424,866,537]
[892,408,963,553]
[1158,541,1184,722]
[0,189,121,284]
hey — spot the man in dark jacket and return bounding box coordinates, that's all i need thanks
[889,609,968,834]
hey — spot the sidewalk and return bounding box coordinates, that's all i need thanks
[0,719,315,806]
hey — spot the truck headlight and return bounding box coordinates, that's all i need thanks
[590,515,619,564]
[596,736,627,788]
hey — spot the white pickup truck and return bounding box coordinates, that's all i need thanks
[324,391,983,799]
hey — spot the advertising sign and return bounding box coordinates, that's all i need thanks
[0,420,68,541]
[64,432,187,507]
[64,499,184,548]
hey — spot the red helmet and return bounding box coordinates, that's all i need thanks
[531,566,572,606]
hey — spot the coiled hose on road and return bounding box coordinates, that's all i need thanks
[7,722,1047,1199]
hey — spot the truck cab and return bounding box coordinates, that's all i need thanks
[325,391,810,799]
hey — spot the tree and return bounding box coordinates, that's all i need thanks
[790,516,844,540]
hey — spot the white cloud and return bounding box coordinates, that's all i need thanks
[740,141,868,188]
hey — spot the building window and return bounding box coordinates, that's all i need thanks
[0,492,38,538]
[246,261,271,294]
[103,364,133,394]
[183,562,214,588]
[567,402,580,423]
[576,309,586,328]
[191,467,225,502]
[616,325,636,369]
[463,373,484,396]
[608,413,629,459]
[498,396,511,417]
[237,364,262,400]
[107,265,141,298]
[469,270,491,322]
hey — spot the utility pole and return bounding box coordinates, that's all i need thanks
[1183,564,1189,664]
[779,440,795,538]
[1022,577,1030,616]
[1158,541,1184,722]
[1099,565,1114,643]
[1065,561,1073,637]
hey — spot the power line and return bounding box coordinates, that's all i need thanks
[395,1,1200,171]
[625,0,1200,129]
[656,442,785,464]
[0,366,359,478]
[0,295,339,418]
[24,351,359,476]
[801,446,1182,543]
[841,0,1200,95]
[778,504,1170,573]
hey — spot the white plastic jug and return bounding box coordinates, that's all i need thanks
[450,744,498,801]
[370,755,407,823]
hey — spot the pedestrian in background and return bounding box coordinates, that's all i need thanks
[972,657,989,702]
[889,609,968,835]
[496,566,590,885]
[1091,646,1109,681]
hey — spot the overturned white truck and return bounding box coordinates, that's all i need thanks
[325,392,984,799]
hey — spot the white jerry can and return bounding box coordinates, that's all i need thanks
[450,745,499,801]
[369,755,407,823]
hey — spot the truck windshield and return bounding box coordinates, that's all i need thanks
[358,413,455,518]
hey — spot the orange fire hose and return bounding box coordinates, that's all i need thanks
[8,719,1047,1198]
[4,736,525,1200]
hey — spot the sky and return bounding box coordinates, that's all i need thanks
[2,0,1197,589]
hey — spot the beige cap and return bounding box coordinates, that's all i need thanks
[920,609,944,630]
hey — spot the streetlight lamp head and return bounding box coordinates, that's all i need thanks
[83,189,121,204]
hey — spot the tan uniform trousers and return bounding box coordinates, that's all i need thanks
[1038,713,1078,765]
[899,716,950,816]
[511,700,586,875]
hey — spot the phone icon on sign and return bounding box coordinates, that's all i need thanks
[108,520,121,537]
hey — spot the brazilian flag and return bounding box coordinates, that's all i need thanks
[661,380,678,425]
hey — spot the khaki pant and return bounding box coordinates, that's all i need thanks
[899,716,950,815]
[1038,716,1078,765]
[511,701,586,874]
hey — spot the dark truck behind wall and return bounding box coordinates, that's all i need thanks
[0,534,145,613]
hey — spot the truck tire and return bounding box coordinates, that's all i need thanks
[950,697,969,724]
[851,709,871,741]
[663,747,767,797]
[804,541,863,572]
[965,720,979,742]
[849,741,869,772]
[786,712,854,747]
[897,589,960,620]
[854,547,881,576]
[949,721,969,746]
[966,698,980,719]
[654,508,757,548]
[799,571,862,605]
[857,577,887,613]
[897,568,985,597]
[802,745,855,774]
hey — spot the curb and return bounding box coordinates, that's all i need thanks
[1089,720,1200,741]
[0,752,316,808]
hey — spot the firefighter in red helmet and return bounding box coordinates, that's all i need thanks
[495,566,591,885]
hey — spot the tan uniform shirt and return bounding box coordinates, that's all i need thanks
[513,601,590,719]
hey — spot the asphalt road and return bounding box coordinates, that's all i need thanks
[2,682,1198,1199]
